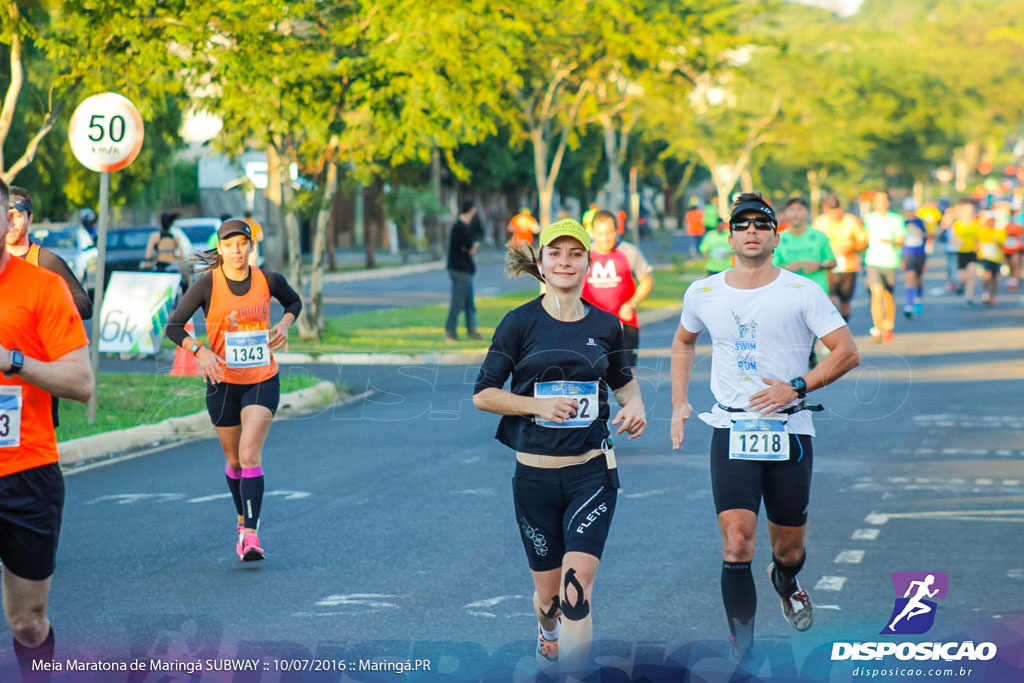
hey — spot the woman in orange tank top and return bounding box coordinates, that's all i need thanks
[165,219,302,562]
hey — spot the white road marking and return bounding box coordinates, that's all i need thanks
[875,509,1024,523]
[86,493,185,505]
[462,456,481,464]
[865,513,889,525]
[451,489,495,496]
[315,594,400,609]
[815,576,848,591]
[975,478,994,486]
[188,493,233,503]
[816,605,842,610]
[835,550,865,564]
[464,596,528,610]
[625,489,667,499]
[852,529,880,540]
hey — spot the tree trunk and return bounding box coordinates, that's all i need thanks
[298,161,338,340]
[740,168,754,193]
[264,145,286,270]
[913,179,924,209]
[281,152,303,292]
[807,169,827,216]
[364,179,382,268]
[429,148,444,259]
[600,114,625,212]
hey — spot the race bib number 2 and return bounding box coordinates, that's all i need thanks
[729,413,789,461]
[534,381,599,429]
[225,330,270,368]
[0,386,23,449]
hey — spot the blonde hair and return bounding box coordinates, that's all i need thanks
[504,242,543,282]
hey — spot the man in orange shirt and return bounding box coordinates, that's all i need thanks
[0,179,94,680]
[507,208,539,246]
[813,194,868,321]
[685,198,706,258]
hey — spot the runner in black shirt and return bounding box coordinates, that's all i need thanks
[474,219,646,677]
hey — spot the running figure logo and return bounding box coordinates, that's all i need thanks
[881,571,949,635]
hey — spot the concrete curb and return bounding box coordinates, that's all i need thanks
[58,380,340,467]
[273,305,686,367]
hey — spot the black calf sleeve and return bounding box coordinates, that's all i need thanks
[722,561,756,648]
[771,551,806,596]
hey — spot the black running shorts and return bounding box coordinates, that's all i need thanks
[205,374,281,428]
[622,324,639,368]
[709,428,813,527]
[828,271,857,304]
[902,254,927,277]
[978,259,1000,276]
[512,454,619,571]
[956,252,977,269]
[0,463,64,581]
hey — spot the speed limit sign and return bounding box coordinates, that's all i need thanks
[68,93,144,173]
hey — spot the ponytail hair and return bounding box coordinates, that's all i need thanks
[193,248,223,275]
[504,242,544,282]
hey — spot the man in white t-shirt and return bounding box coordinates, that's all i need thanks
[669,192,860,658]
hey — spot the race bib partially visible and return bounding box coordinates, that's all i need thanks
[0,386,23,449]
[534,381,599,429]
[904,231,925,248]
[980,243,1001,261]
[729,413,789,461]
[225,330,270,368]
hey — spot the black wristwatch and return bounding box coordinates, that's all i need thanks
[789,376,807,399]
[5,349,25,377]
[188,342,202,357]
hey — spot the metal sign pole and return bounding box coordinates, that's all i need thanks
[87,171,110,424]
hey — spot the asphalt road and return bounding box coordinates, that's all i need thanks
[25,257,1024,682]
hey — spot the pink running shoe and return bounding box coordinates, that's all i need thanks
[237,533,265,562]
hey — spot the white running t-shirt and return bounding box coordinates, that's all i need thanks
[680,269,846,435]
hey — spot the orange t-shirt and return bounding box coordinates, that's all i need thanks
[685,209,705,236]
[508,213,538,246]
[207,267,278,384]
[814,213,869,273]
[0,256,88,476]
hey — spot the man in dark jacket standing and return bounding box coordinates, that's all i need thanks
[446,200,482,341]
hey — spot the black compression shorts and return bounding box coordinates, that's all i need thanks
[0,463,64,580]
[205,374,281,427]
[710,428,813,527]
[828,271,857,304]
[512,454,619,571]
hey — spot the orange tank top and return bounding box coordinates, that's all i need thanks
[26,243,41,266]
[207,267,278,384]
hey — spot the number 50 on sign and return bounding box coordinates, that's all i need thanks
[68,93,144,173]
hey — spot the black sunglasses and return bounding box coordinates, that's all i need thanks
[730,219,776,232]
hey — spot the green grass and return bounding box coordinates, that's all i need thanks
[287,266,698,355]
[58,371,323,442]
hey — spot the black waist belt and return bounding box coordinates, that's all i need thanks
[717,402,823,415]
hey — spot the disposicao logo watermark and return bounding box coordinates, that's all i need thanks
[881,571,948,635]
[831,570,997,663]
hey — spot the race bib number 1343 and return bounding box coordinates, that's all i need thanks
[0,386,23,449]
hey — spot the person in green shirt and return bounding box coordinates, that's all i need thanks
[699,218,733,275]
[772,198,836,293]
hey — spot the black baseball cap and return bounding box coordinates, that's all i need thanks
[11,198,32,216]
[217,218,252,240]
[729,198,777,225]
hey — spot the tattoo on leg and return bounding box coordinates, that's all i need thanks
[560,568,591,621]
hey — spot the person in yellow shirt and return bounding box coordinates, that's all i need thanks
[975,211,1006,307]
[951,199,980,306]
[813,194,868,321]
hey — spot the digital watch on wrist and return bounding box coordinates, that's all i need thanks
[5,349,25,377]
[189,342,202,357]
[789,376,807,399]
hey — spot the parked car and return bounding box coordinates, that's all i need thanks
[28,223,98,294]
[172,216,221,255]
[103,226,193,287]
